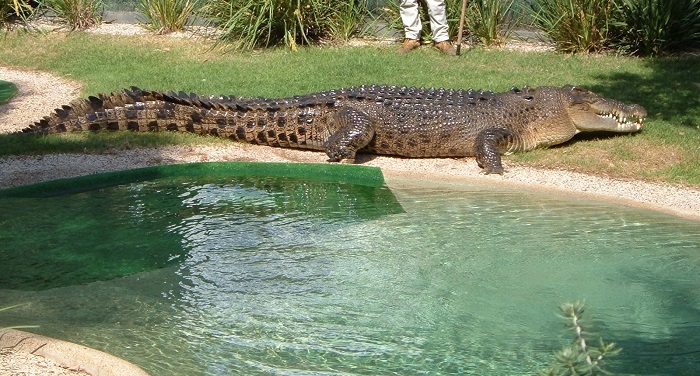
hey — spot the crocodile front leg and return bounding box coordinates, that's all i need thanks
[475,126,516,175]
[323,108,376,162]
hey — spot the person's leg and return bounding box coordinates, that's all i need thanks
[398,0,422,53]
[425,0,449,42]
[425,0,455,55]
[400,0,422,40]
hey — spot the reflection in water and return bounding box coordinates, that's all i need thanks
[0,175,401,290]
[0,176,699,375]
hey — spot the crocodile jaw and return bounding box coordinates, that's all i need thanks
[596,111,645,132]
[569,101,647,133]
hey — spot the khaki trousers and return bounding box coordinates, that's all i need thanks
[400,0,450,42]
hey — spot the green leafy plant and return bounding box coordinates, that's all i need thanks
[326,0,369,42]
[137,0,199,34]
[467,0,518,46]
[539,301,620,375]
[204,0,371,50]
[528,0,615,53]
[44,0,102,30]
[1,0,35,27]
[610,0,700,56]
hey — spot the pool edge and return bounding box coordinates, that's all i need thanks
[0,161,386,198]
[0,329,150,376]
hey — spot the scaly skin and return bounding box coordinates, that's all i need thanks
[22,85,647,174]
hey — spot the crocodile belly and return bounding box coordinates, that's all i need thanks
[364,130,477,158]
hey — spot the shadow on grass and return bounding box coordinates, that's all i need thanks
[589,55,700,128]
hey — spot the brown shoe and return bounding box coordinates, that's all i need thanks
[398,38,420,54]
[434,40,456,56]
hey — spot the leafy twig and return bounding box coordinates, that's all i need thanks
[539,301,620,376]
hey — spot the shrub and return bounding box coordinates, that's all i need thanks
[611,0,700,56]
[1,0,35,27]
[44,0,102,30]
[528,0,615,53]
[466,0,518,46]
[137,0,199,34]
[326,0,369,41]
[204,0,371,50]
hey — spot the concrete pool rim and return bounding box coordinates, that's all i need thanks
[0,329,150,376]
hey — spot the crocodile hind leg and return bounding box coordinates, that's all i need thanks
[475,126,516,175]
[323,108,376,162]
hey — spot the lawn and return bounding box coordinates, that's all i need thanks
[1,31,699,186]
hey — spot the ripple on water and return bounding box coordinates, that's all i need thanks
[0,177,698,375]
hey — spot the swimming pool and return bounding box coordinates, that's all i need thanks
[1,162,698,375]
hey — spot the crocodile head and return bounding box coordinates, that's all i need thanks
[562,85,647,134]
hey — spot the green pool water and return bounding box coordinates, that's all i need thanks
[0,162,698,375]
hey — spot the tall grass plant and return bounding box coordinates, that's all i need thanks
[203,0,370,50]
[326,0,369,41]
[528,0,615,53]
[44,0,102,30]
[611,0,700,55]
[137,0,199,34]
[467,0,518,46]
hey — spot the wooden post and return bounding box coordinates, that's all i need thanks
[456,0,469,56]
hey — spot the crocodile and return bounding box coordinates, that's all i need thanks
[22,84,647,174]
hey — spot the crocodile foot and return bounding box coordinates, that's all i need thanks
[475,126,514,175]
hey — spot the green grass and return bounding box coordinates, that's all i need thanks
[0,31,699,186]
[0,80,18,104]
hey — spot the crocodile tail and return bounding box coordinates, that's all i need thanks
[20,87,236,135]
[21,87,158,135]
[20,88,331,151]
